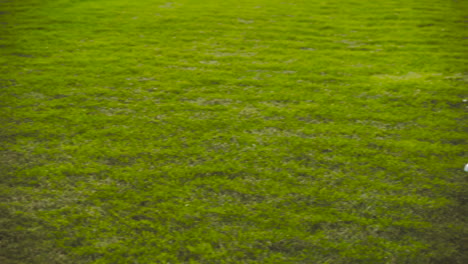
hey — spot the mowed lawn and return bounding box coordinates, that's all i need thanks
[1,0,467,263]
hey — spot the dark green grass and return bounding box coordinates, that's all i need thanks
[1,0,467,263]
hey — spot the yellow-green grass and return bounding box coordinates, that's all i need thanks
[1,0,467,263]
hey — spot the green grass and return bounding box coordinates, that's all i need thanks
[1,0,467,263]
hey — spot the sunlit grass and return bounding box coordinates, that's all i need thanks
[1,0,467,263]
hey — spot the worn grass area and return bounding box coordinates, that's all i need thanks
[1,0,467,263]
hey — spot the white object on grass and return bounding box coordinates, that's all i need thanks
[465,164,468,172]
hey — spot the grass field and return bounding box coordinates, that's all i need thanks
[1,0,467,263]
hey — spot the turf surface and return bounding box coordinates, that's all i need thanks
[1,0,467,263]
